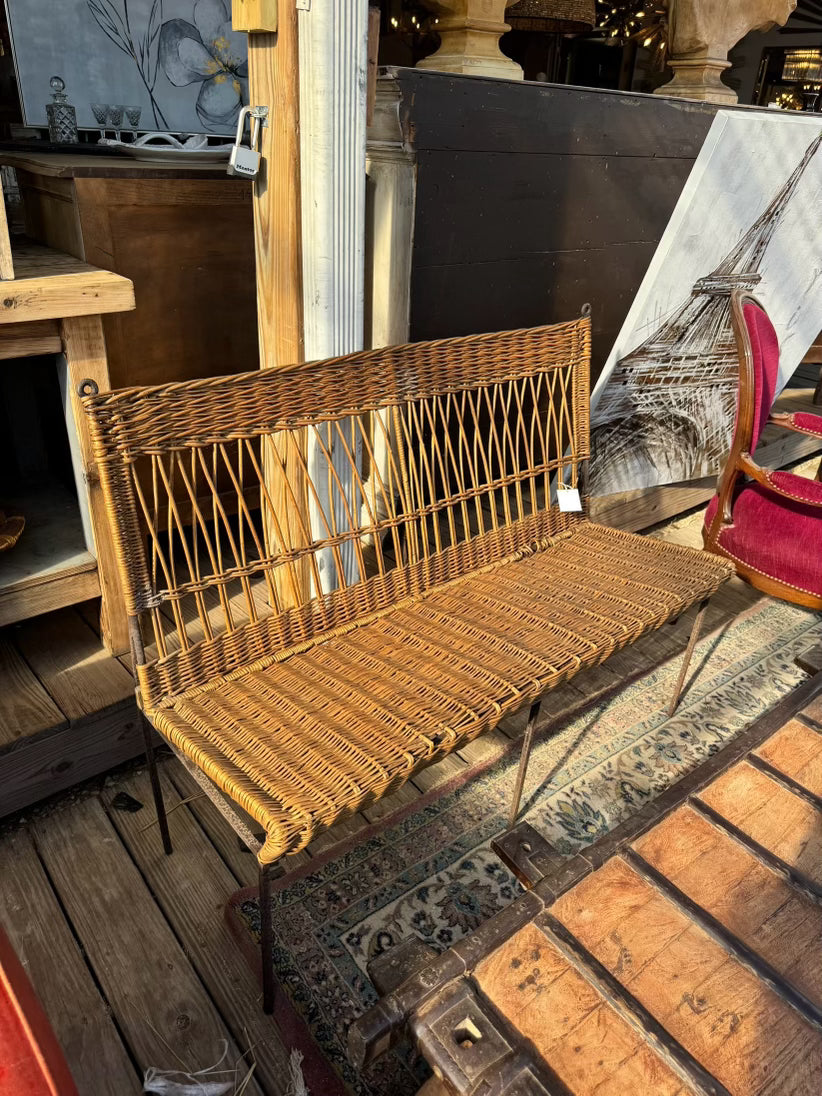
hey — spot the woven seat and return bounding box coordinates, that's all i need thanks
[151,522,730,862]
[81,312,733,1012]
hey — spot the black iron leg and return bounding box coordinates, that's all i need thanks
[507,699,543,829]
[141,713,173,855]
[668,599,709,718]
[260,861,276,1014]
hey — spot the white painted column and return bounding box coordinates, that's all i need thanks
[362,78,417,529]
[298,0,369,592]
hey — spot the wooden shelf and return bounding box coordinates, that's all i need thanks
[0,239,135,325]
[0,149,237,180]
[0,484,99,629]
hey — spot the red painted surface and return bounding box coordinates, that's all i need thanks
[0,927,78,1096]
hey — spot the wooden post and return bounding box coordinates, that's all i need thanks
[0,188,14,281]
[60,315,129,654]
[234,0,310,606]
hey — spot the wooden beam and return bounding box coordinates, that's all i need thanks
[243,11,303,370]
[231,0,277,32]
[239,0,311,606]
[0,700,145,820]
[0,559,99,631]
[0,319,61,358]
[0,191,14,281]
[61,314,130,654]
[0,242,134,324]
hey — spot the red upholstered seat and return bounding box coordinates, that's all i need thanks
[703,294,822,608]
[705,489,822,599]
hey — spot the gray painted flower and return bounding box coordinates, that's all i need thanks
[159,0,248,128]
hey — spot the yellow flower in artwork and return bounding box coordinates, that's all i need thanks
[159,0,248,128]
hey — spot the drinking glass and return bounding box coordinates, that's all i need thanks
[124,105,142,140]
[108,104,124,141]
[90,102,109,140]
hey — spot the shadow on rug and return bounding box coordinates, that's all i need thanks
[227,598,821,1095]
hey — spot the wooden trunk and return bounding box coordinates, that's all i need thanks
[353,673,822,1095]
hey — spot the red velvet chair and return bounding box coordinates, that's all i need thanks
[0,925,79,1096]
[704,290,822,609]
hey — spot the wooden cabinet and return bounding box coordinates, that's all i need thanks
[3,153,258,390]
[0,152,257,653]
[0,239,134,652]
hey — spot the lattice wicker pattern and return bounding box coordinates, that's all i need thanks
[82,317,734,863]
[83,320,591,709]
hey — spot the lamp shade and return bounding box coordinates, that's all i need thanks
[506,0,595,32]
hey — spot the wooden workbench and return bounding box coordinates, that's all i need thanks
[0,235,134,652]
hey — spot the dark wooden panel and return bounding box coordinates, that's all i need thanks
[76,178,258,389]
[410,244,656,379]
[390,69,719,157]
[397,70,724,380]
[412,151,696,266]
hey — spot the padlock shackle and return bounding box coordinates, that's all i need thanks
[234,104,253,147]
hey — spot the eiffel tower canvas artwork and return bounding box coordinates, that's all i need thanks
[590,111,822,497]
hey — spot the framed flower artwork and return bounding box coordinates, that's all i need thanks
[5,0,248,134]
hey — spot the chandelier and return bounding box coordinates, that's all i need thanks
[596,0,668,62]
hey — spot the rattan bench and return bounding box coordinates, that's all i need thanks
[80,311,734,1012]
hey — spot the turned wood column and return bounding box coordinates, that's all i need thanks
[417,0,523,81]
[656,0,797,104]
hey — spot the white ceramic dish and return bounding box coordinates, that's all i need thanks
[99,135,232,164]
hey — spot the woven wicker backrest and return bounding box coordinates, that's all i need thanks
[82,317,591,708]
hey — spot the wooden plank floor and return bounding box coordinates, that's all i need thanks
[0,486,819,1093]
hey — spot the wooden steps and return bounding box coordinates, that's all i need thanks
[0,604,141,817]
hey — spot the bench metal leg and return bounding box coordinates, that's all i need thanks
[260,860,276,1014]
[668,599,709,718]
[141,713,173,855]
[507,699,543,829]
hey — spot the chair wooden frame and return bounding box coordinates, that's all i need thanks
[704,289,822,610]
[80,313,733,1014]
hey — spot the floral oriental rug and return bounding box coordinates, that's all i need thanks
[227,598,822,1096]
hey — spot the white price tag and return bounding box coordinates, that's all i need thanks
[556,487,582,513]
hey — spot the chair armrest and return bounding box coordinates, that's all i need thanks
[768,411,822,439]
[739,451,822,508]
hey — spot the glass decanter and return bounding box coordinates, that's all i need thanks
[46,76,78,144]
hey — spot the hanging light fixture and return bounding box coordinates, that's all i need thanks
[506,0,595,33]
[782,48,822,82]
[595,0,668,64]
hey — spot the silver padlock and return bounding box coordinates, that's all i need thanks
[227,105,267,179]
